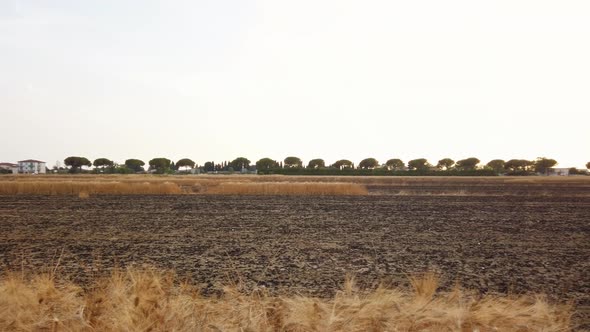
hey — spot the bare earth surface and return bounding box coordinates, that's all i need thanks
[0,192,589,327]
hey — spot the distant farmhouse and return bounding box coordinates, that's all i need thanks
[547,167,570,176]
[18,159,46,174]
[0,163,19,174]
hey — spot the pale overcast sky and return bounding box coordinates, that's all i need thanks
[1,0,589,168]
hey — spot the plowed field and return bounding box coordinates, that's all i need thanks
[1,188,589,326]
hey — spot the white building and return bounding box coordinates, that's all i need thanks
[547,167,570,176]
[18,159,46,174]
[0,162,19,174]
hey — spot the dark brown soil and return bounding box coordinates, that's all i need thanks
[0,193,589,327]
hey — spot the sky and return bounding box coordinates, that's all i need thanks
[1,0,589,168]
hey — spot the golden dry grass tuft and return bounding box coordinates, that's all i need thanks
[0,268,572,331]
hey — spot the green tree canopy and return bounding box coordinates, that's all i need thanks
[230,157,250,170]
[332,159,353,169]
[533,157,557,174]
[568,167,581,175]
[93,158,114,168]
[436,158,455,170]
[385,159,404,170]
[64,156,92,173]
[256,158,279,170]
[125,159,145,172]
[486,159,506,173]
[358,158,379,169]
[176,158,196,170]
[455,158,480,171]
[307,159,325,169]
[505,159,534,172]
[284,156,303,168]
[407,158,430,171]
[204,161,215,172]
[149,158,172,173]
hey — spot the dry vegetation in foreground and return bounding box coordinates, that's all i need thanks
[0,268,572,331]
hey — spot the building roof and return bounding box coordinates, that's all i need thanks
[0,162,18,167]
[18,159,45,163]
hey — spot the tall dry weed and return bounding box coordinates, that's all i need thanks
[0,268,573,331]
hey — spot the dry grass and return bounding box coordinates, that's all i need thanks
[205,182,368,195]
[0,268,573,331]
[1,173,588,196]
[0,181,182,195]
[0,176,369,196]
